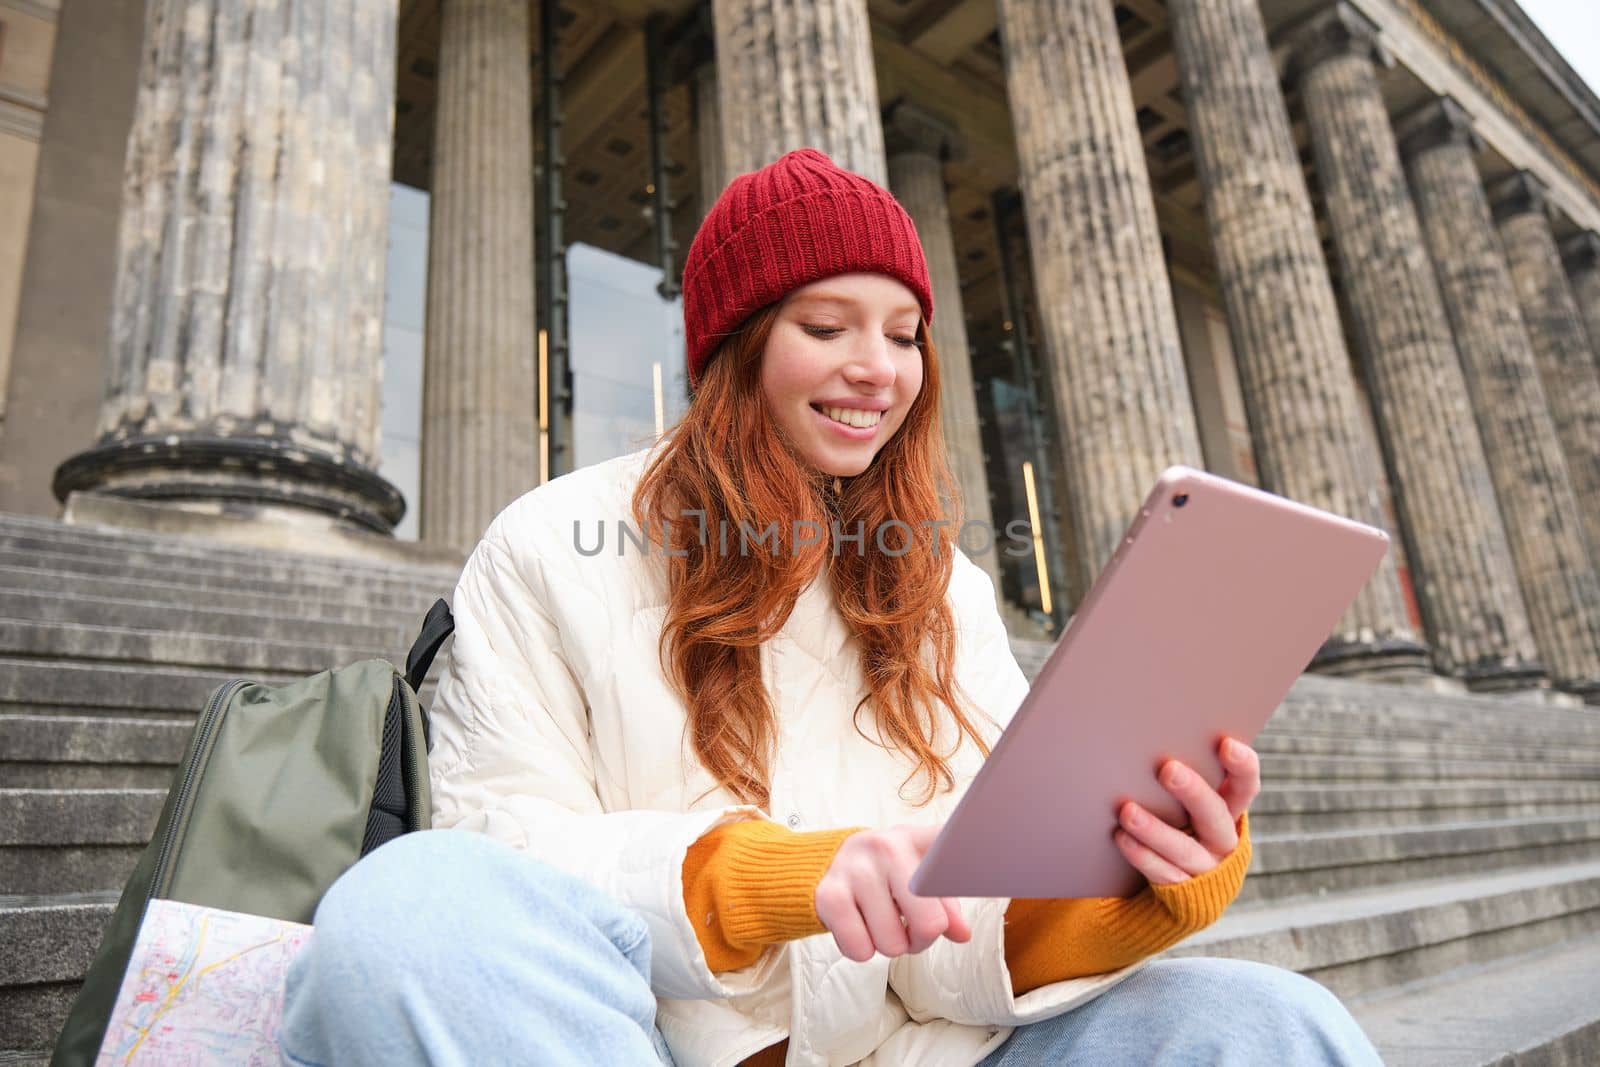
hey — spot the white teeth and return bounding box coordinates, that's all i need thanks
[818,405,882,429]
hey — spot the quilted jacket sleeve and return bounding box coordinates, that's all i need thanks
[427,507,787,1002]
[886,553,1157,1027]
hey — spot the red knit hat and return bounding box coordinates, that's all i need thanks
[682,148,934,389]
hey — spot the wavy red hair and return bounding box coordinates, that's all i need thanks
[631,302,996,811]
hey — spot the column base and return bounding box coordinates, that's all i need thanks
[1551,678,1600,707]
[1458,659,1549,696]
[53,433,405,535]
[1308,632,1435,684]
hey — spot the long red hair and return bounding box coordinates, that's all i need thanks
[631,302,996,810]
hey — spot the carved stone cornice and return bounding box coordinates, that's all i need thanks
[1395,95,1483,162]
[1279,2,1392,92]
[883,98,967,164]
[1489,170,1551,224]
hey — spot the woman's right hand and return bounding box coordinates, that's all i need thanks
[814,824,972,962]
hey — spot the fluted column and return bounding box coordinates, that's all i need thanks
[1492,173,1600,567]
[1283,5,1543,690]
[1168,0,1425,679]
[710,0,886,185]
[1398,97,1600,702]
[1562,232,1600,358]
[421,0,539,552]
[694,60,726,214]
[883,102,1002,594]
[52,0,403,531]
[996,0,1204,587]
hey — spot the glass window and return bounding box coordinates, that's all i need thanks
[566,242,688,469]
[379,183,429,541]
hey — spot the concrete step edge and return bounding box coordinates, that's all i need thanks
[0,549,453,604]
[1347,930,1600,1066]
[0,537,460,588]
[0,562,444,614]
[0,512,461,580]
[0,788,165,846]
[1182,859,1600,960]
[0,618,395,673]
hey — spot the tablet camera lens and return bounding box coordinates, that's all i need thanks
[1173,493,1189,508]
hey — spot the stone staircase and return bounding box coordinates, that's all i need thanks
[0,510,460,1063]
[1007,641,1600,1065]
[2,511,1598,1063]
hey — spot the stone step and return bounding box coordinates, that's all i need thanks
[1264,703,1600,747]
[0,588,409,648]
[0,892,116,1050]
[0,763,176,790]
[0,789,164,846]
[1347,931,1600,1065]
[1254,780,1600,815]
[0,789,161,895]
[1163,858,1600,1001]
[1249,801,1600,835]
[0,682,439,789]
[0,711,191,787]
[0,565,436,627]
[1257,752,1600,782]
[0,544,451,604]
[1240,813,1600,903]
[0,657,298,716]
[0,619,393,675]
[0,527,458,586]
[0,560,441,618]
[0,511,460,586]
[1278,677,1600,733]
[1252,727,1600,763]
[0,1049,48,1066]
[0,715,190,767]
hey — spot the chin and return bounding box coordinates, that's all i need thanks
[813,450,875,477]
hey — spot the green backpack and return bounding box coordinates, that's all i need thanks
[50,598,455,1067]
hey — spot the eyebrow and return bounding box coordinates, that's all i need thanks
[791,292,922,317]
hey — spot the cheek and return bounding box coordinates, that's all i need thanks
[760,341,816,405]
[900,358,925,406]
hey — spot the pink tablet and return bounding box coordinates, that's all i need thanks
[909,465,1391,900]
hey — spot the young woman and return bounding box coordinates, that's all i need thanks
[277,149,1384,1067]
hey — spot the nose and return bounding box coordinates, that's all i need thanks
[844,333,898,387]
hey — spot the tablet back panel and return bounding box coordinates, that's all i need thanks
[910,465,1390,900]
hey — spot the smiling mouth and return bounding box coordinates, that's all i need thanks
[811,403,884,429]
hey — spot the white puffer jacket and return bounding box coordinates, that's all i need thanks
[428,441,1150,1067]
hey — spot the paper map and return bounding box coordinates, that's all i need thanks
[96,898,312,1065]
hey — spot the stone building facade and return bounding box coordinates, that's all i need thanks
[2,0,1599,704]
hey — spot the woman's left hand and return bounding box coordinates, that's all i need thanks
[1112,735,1260,887]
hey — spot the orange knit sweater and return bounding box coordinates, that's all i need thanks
[682,811,1252,1067]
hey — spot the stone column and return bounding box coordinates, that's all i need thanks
[1491,172,1600,566]
[1562,232,1600,358]
[694,60,727,214]
[710,0,886,185]
[421,0,539,553]
[884,101,1002,594]
[1168,0,1426,679]
[1398,98,1600,702]
[995,0,1205,587]
[1282,5,1543,690]
[51,0,403,531]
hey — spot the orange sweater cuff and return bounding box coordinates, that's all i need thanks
[683,818,867,973]
[1003,810,1252,995]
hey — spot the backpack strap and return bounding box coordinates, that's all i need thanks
[407,598,456,692]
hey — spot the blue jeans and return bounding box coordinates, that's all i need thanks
[278,829,1385,1066]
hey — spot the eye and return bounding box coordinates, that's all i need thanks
[803,324,922,349]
